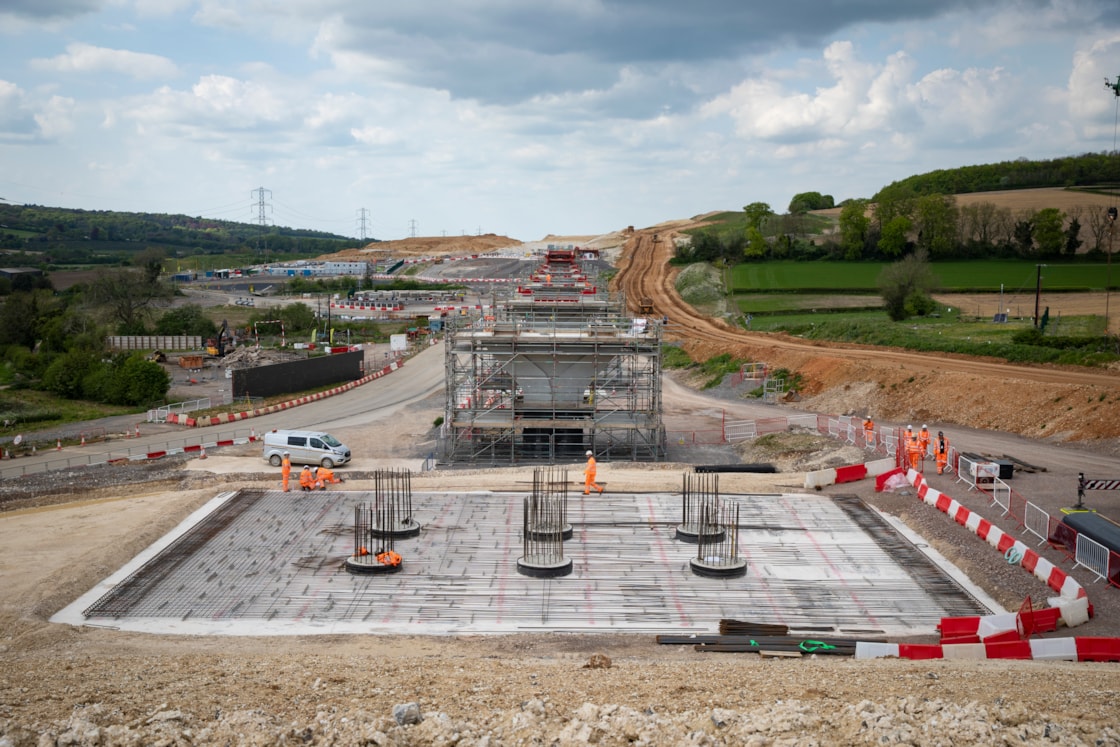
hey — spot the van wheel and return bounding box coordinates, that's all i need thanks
[269,454,282,467]
[321,458,334,469]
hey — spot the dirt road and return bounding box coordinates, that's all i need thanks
[612,224,1120,447]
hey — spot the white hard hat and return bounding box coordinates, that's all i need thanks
[586,450,593,456]
[283,451,290,455]
[922,424,928,429]
[907,425,912,430]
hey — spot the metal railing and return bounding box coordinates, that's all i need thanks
[1023,502,1054,547]
[1074,534,1110,583]
[148,397,213,423]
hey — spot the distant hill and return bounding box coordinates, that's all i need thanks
[873,152,1120,201]
[0,204,367,266]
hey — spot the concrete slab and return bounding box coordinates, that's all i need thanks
[55,489,1000,637]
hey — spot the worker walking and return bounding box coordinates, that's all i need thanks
[907,435,923,472]
[862,416,875,449]
[934,431,951,475]
[281,451,292,492]
[918,425,931,458]
[299,465,315,492]
[583,450,604,495]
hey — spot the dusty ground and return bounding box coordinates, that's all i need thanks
[4,226,1120,745]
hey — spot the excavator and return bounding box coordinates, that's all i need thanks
[206,319,234,357]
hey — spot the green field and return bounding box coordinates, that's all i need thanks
[730,260,1114,293]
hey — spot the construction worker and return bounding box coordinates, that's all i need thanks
[903,424,914,444]
[376,549,402,567]
[907,435,923,472]
[299,465,315,491]
[281,451,292,492]
[583,449,604,495]
[318,466,343,487]
[934,431,951,475]
[862,416,875,449]
[918,425,931,457]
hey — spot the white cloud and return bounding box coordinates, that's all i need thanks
[34,94,77,138]
[1067,33,1120,137]
[702,40,1028,156]
[31,42,177,80]
[907,65,1017,142]
[0,79,74,142]
[349,125,397,145]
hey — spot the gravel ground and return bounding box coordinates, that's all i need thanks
[2,370,1120,745]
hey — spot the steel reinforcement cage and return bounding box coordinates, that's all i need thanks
[440,297,665,464]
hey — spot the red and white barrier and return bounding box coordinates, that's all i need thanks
[906,469,1089,605]
[165,360,403,428]
[856,636,1120,661]
[803,457,895,489]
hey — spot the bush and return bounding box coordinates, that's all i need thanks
[42,350,99,399]
[662,345,693,369]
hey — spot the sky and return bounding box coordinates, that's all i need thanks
[2,1,1120,242]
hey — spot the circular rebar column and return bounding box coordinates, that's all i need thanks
[676,472,725,543]
[525,466,572,541]
[346,501,404,575]
[689,500,747,578]
[369,469,421,539]
[517,494,572,578]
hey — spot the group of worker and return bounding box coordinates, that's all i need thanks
[279,451,343,492]
[862,417,952,475]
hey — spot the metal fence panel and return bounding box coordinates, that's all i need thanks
[1074,534,1110,583]
[1023,502,1052,546]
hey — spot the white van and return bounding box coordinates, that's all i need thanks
[262,429,351,468]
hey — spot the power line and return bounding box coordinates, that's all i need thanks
[251,186,273,255]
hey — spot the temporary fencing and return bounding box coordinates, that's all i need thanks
[666,429,727,446]
[1024,501,1054,546]
[953,459,1120,589]
[903,469,1092,615]
[1073,534,1112,584]
[723,414,816,444]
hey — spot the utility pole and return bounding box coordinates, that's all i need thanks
[1034,264,1046,329]
[409,219,418,238]
[1108,207,1116,331]
[1106,74,1119,334]
[251,187,272,255]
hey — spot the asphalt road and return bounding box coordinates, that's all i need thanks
[0,343,446,479]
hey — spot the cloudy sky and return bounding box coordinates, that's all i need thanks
[2,1,1119,241]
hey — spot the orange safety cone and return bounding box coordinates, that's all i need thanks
[134,424,140,438]
[57,438,62,451]
[199,444,207,459]
[80,434,86,446]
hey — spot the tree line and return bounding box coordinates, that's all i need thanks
[675,152,1120,265]
[0,203,365,266]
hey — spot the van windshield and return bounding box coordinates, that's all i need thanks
[320,434,342,447]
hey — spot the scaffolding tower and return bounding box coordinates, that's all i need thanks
[441,256,665,464]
